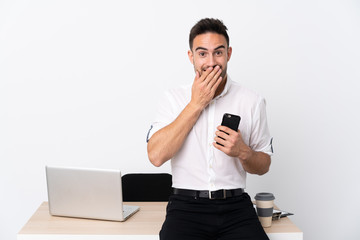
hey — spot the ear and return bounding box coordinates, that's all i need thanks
[188,50,194,65]
[227,46,232,61]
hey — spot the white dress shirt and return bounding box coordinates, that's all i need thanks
[147,77,273,191]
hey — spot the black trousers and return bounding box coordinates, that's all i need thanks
[160,192,269,240]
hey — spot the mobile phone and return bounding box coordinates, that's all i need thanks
[221,113,241,131]
[216,113,241,146]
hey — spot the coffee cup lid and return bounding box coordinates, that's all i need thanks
[255,192,275,201]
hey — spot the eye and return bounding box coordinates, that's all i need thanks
[215,51,223,56]
[199,52,207,57]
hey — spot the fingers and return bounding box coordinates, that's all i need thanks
[214,127,246,158]
[217,126,236,135]
[214,127,239,147]
[216,129,229,139]
[199,66,221,82]
[214,130,231,147]
[213,141,229,155]
[191,66,223,109]
[204,66,221,84]
[209,75,222,94]
[200,66,222,96]
[214,136,227,147]
[196,66,214,82]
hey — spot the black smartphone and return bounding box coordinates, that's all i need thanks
[216,113,241,146]
[221,113,241,132]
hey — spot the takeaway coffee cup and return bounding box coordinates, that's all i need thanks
[255,192,275,228]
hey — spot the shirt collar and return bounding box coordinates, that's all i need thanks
[214,75,231,100]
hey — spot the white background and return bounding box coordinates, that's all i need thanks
[1,0,360,239]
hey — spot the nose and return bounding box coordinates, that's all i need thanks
[204,55,218,70]
[208,54,216,67]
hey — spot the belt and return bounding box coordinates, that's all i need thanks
[173,188,244,200]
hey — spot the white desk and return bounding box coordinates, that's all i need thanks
[18,202,303,240]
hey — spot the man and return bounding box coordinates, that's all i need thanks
[147,18,273,240]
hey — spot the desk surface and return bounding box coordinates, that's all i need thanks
[18,202,302,240]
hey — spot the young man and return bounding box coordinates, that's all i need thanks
[147,18,273,240]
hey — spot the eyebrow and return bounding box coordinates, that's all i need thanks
[195,45,226,52]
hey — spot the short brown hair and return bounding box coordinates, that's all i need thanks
[189,18,229,50]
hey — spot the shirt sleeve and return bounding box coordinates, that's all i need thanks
[249,98,274,156]
[146,91,177,142]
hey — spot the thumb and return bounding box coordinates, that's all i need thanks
[194,71,200,81]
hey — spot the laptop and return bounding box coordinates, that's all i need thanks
[45,166,139,221]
